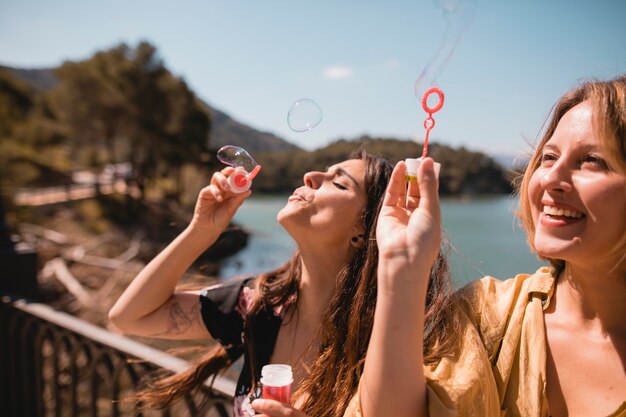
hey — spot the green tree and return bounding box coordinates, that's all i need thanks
[48,41,211,201]
[0,69,35,203]
[0,69,71,231]
[0,70,68,186]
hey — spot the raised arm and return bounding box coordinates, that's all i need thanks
[108,167,251,340]
[361,158,441,417]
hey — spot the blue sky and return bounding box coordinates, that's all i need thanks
[1,0,625,158]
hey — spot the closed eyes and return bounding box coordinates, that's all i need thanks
[332,181,348,190]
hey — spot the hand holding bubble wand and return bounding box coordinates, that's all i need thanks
[405,87,444,180]
[217,146,262,193]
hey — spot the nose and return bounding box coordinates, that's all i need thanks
[539,159,574,194]
[303,171,324,189]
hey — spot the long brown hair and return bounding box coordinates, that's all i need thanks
[517,75,626,275]
[136,150,456,417]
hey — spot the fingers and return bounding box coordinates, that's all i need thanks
[417,157,440,222]
[201,167,243,202]
[251,399,306,417]
[382,161,407,208]
[381,159,440,216]
[211,168,234,191]
[406,175,420,212]
[198,184,222,202]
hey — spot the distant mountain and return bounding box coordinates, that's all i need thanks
[0,65,58,91]
[199,102,300,152]
[1,64,299,153]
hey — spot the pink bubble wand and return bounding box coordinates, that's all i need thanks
[420,86,444,157]
[406,87,444,179]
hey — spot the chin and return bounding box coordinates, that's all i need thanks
[277,209,302,236]
[277,204,297,223]
[276,208,287,224]
[534,234,563,255]
[534,239,578,264]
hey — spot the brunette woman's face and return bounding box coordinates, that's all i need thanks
[528,101,626,267]
[278,159,367,246]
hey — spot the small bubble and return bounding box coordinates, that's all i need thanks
[217,146,258,172]
[287,98,323,132]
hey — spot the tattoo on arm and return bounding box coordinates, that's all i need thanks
[151,298,203,337]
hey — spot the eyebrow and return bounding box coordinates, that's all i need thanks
[543,143,601,152]
[333,167,361,189]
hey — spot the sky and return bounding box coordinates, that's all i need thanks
[1,0,625,159]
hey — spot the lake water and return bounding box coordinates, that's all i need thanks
[219,195,545,288]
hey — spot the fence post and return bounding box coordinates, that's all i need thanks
[1,196,41,416]
[0,198,38,299]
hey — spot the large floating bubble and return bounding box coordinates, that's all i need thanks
[414,0,476,99]
[287,98,323,132]
[217,146,259,172]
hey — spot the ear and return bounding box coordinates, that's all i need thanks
[350,231,365,249]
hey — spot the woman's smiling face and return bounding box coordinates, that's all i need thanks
[277,159,366,247]
[529,100,626,267]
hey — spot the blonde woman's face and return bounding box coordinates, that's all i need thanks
[528,101,626,268]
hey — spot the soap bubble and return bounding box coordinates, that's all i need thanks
[287,98,323,132]
[217,146,258,172]
[415,70,439,102]
[414,0,476,99]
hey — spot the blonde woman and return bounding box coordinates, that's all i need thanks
[356,76,626,417]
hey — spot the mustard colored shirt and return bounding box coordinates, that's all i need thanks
[344,267,626,417]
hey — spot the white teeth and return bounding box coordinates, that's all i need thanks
[543,205,583,218]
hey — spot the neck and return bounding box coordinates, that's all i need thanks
[552,262,626,334]
[295,245,349,327]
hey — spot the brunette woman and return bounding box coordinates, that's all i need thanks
[109,150,454,417]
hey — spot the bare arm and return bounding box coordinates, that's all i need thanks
[108,167,251,340]
[361,159,441,417]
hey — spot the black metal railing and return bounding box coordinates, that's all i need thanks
[0,296,235,417]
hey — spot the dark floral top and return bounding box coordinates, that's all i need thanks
[199,276,295,417]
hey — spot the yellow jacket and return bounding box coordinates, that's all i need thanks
[344,267,626,417]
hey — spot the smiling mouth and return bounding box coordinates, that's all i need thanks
[542,205,585,219]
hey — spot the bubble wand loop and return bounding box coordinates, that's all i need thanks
[420,87,444,158]
[405,87,444,180]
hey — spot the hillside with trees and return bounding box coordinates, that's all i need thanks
[1,40,514,219]
[2,63,299,156]
[2,42,212,206]
[253,136,513,195]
